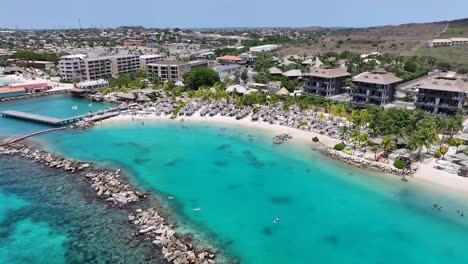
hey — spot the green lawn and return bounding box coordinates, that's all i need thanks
[413,44,468,71]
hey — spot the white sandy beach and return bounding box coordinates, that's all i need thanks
[101,113,468,193]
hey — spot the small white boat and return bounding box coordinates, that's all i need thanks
[193,208,201,211]
[168,196,174,199]
[72,106,78,110]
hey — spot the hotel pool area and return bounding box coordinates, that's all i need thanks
[0,77,21,87]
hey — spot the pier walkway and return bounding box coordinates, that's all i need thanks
[1,108,119,126]
[1,110,85,126]
[9,127,67,144]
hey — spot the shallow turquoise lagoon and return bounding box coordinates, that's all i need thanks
[35,120,468,264]
[0,94,112,139]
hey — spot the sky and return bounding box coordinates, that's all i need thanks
[1,0,467,29]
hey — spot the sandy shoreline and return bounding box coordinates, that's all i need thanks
[101,112,342,148]
[100,113,468,193]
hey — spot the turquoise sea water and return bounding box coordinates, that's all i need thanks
[0,94,112,140]
[2,96,468,263]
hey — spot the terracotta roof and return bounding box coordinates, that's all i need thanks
[418,77,468,93]
[304,68,351,78]
[0,87,26,94]
[216,55,244,61]
[353,71,402,85]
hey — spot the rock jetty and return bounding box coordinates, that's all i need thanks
[0,143,221,263]
[323,148,415,176]
[0,144,140,206]
[0,90,66,102]
[71,120,95,130]
[130,209,217,264]
[273,134,292,145]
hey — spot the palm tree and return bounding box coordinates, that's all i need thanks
[439,145,449,159]
[335,104,346,123]
[370,146,379,160]
[318,112,325,126]
[350,129,360,155]
[339,126,350,141]
[359,133,369,153]
[406,134,421,160]
[381,135,396,157]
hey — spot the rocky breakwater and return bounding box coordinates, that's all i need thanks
[273,134,292,145]
[0,143,141,206]
[71,120,95,130]
[129,209,218,264]
[323,148,415,176]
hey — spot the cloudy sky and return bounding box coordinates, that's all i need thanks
[1,0,467,29]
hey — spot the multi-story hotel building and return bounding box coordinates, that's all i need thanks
[415,77,468,115]
[59,54,163,81]
[303,68,351,97]
[350,71,402,106]
[147,60,211,82]
[139,55,166,68]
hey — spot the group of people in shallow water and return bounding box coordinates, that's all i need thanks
[432,204,464,217]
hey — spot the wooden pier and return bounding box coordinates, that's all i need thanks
[1,110,85,126]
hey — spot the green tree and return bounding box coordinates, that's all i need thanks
[381,136,396,157]
[183,68,220,90]
[371,146,379,160]
[241,69,248,82]
[439,145,449,159]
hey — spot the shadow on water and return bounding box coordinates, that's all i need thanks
[271,196,293,205]
[243,150,264,167]
[321,234,339,247]
[216,144,230,151]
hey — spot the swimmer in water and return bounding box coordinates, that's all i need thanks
[273,217,280,224]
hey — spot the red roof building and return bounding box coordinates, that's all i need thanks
[9,83,51,93]
[216,55,246,65]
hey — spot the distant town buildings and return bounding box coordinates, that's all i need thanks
[6,59,55,69]
[216,55,246,65]
[213,64,242,80]
[350,71,402,106]
[427,38,468,48]
[415,77,468,115]
[147,60,211,82]
[249,44,278,53]
[303,68,351,97]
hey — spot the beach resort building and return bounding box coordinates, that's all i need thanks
[415,77,468,115]
[147,60,211,82]
[59,54,161,81]
[0,83,51,98]
[139,55,165,68]
[303,68,351,97]
[0,87,26,98]
[75,79,109,90]
[350,71,402,106]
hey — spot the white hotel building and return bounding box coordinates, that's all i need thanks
[59,54,163,82]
